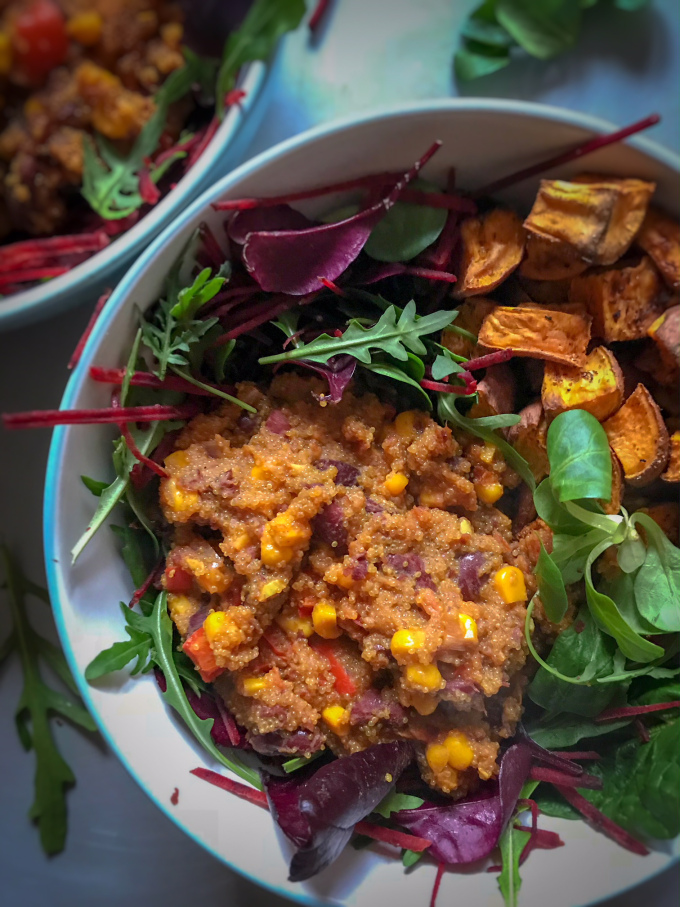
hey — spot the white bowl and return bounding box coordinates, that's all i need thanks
[45,99,680,907]
[0,61,267,332]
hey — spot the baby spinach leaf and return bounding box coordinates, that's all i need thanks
[527,714,630,749]
[454,46,510,80]
[496,0,581,59]
[534,479,586,535]
[632,513,680,633]
[529,607,621,716]
[617,535,647,574]
[535,542,568,624]
[364,180,448,263]
[546,410,612,503]
[585,541,664,663]
[601,571,661,637]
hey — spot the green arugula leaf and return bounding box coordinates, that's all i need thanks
[461,3,516,47]
[363,358,432,407]
[170,268,227,320]
[535,541,568,624]
[80,475,108,496]
[496,0,581,59]
[402,848,424,867]
[216,0,306,113]
[213,339,236,383]
[547,410,612,503]
[454,46,511,80]
[373,791,424,819]
[86,592,261,788]
[1,547,98,855]
[110,524,155,590]
[171,367,255,411]
[282,751,323,774]
[497,824,531,907]
[260,302,455,367]
[364,180,448,262]
[431,353,465,381]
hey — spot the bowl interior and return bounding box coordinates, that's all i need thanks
[45,101,680,907]
[0,60,266,332]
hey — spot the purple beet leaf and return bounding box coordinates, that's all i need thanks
[297,354,357,404]
[228,204,316,244]
[394,742,532,865]
[263,740,413,881]
[242,142,442,294]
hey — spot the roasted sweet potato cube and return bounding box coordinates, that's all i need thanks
[643,502,679,545]
[636,207,680,290]
[524,177,655,266]
[542,346,624,422]
[569,256,665,342]
[456,208,525,297]
[519,234,589,281]
[662,431,680,483]
[603,451,624,515]
[506,401,549,482]
[478,305,591,367]
[603,384,669,486]
[468,363,516,420]
[441,298,496,358]
[647,305,680,373]
[519,277,571,305]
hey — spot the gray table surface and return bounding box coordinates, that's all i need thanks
[1,1,679,904]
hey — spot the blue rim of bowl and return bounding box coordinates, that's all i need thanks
[44,97,680,907]
[0,60,267,332]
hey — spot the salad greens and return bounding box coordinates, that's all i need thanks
[0,547,98,855]
[455,0,651,82]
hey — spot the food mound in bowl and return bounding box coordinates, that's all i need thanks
[161,372,538,796]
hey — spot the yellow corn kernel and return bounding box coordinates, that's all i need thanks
[67,11,103,45]
[479,442,497,465]
[395,410,417,438]
[494,566,527,604]
[459,613,478,642]
[232,532,250,552]
[165,449,190,469]
[322,705,349,735]
[334,570,355,589]
[242,676,268,696]
[425,743,450,773]
[385,471,409,495]
[251,464,269,480]
[183,556,229,595]
[411,693,438,716]
[475,481,504,505]
[161,21,184,48]
[165,478,199,514]
[260,527,294,567]
[391,628,426,659]
[260,578,287,601]
[0,33,12,76]
[312,601,341,639]
[290,463,307,475]
[459,518,473,536]
[267,511,310,548]
[419,490,444,508]
[276,613,314,638]
[204,610,229,644]
[405,663,443,691]
[444,732,474,771]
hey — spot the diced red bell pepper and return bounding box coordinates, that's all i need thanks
[183,628,224,683]
[310,638,356,696]
[164,565,194,594]
[12,0,69,83]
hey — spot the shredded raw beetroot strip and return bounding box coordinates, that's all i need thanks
[129,559,163,608]
[191,767,432,851]
[555,785,649,856]
[0,266,70,287]
[214,291,319,344]
[2,403,198,430]
[596,701,680,722]
[68,291,112,369]
[529,766,602,790]
[0,231,109,273]
[199,223,225,269]
[475,113,661,197]
[420,377,477,395]
[185,118,220,170]
[401,266,457,283]
[120,422,168,478]
[319,277,348,296]
[88,366,234,398]
[464,349,514,371]
[308,0,331,32]
[430,862,446,907]
[398,188,476,214]
[154,131,202,168]
[138,168,161,205]
[634,718,651,744]
[420,211,459,271]
[130,431,179,491]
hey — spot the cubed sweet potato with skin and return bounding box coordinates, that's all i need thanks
[602,451,624,516]
[634,341,678,389]
[478,305,591,368]
[662,431,680,483]
[518,276,571,305]
[441,298,496,358]
[570,256,665,342]
[647,305,680,373]
[541,346,624,422]
[524,177,655,265]
[506,401,549,482]
[636,207,680,290]
[602,384,669,486]
[519,234,589,281]
[468,363,516,420]
[643,502,680,546]
[456,208,525,297]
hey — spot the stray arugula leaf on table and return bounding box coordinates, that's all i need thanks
[0,547,98,855]
[455,0,651,81]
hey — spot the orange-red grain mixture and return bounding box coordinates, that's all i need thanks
[160,374,544,796]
